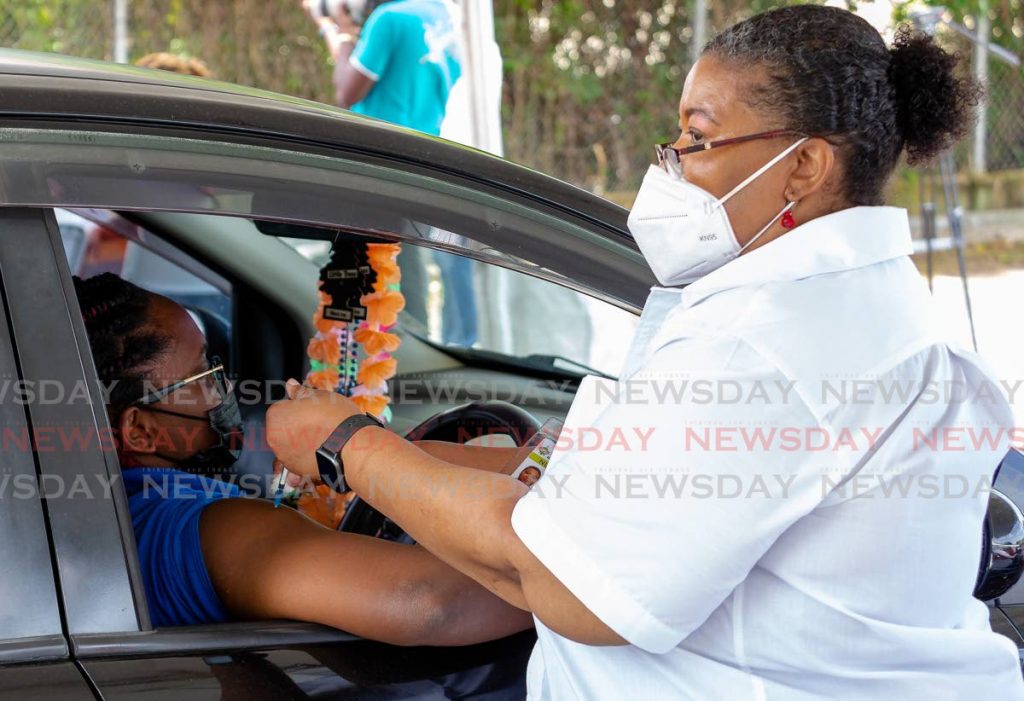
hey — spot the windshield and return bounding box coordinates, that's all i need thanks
[278,239,638,378]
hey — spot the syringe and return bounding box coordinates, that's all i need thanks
[272,467,290,508]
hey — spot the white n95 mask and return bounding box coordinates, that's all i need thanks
[627,137,807,286]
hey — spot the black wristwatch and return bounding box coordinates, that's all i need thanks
[317,413,384,493]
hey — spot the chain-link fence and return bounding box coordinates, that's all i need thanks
[934,23,1024,179]
[986,58,1024,174]
[0,1,111,60]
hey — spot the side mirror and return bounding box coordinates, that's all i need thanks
[975,488,1024,601]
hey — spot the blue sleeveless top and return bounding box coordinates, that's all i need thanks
[122,467,241,627]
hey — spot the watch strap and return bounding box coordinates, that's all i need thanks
[317,413,383,492]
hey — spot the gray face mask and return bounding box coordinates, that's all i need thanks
[146,389,244,471]
[134,358,245,472]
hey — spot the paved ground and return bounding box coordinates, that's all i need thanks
[931,270,1024,418]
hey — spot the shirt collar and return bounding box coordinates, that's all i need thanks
[670,206,913,307]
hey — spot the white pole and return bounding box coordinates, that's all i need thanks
[113,0,129,63]
[972,0,989,174]
[459,0,504,156]
[690,0,707,66]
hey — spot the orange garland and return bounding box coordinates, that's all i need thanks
[298,243,404,527]
[305,243,404,415]
[297,484,354,530]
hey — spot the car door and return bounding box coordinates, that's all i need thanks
[2,203,537,699]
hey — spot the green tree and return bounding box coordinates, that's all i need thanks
[494,0,805,196]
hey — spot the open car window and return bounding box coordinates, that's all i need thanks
[280,239,638,378]
[0,124,648,646]
[56,208,233,363]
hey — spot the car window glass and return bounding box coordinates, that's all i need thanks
[281,239,638,377]
[56,208,233,357]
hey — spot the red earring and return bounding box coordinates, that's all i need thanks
[781,208,796,229]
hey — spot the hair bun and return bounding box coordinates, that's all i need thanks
[887,26,981,165]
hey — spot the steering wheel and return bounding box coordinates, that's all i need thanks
[337,401,542,540]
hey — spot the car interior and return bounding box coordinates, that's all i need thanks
[0,119,657,660]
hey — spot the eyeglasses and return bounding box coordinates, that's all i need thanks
[133,357,228,407]
[655,129,805,178]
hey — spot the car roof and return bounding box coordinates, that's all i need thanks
[0,49,630,240]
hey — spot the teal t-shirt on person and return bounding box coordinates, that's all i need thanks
[350,0,462,136]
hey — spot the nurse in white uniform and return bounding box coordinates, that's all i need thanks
[268,5,1024,699]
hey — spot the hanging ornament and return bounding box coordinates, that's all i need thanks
[296,240,405,527]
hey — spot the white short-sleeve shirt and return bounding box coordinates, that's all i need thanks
[511,207,1024,700]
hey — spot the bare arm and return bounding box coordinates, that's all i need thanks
[199,497,533,646]
[413,440,524,474]
[333,49,375,109]
[345,427,627,646]
[315,16,374,108]
[265,384,625,646]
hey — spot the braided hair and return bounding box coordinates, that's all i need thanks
[704,6,981,206]
[73,273,171,420]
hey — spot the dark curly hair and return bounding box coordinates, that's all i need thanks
[73,273,171,420]
[704,5,981,206]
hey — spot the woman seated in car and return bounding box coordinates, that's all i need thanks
[74,272,533,645]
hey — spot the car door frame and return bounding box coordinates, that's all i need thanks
[9,206,536,699]
[0,206,111,699]
[2,194,541,701]
[0,207,149,638]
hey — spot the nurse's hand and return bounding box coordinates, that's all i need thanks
[266,379,361,479]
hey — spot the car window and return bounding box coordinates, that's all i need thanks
[56,209,233,362]
[281,240,638,378]
[0,117,651,647]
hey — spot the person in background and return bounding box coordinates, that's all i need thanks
[307,0,477,347]
[135,52,212,78]
[307,0,460,131]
